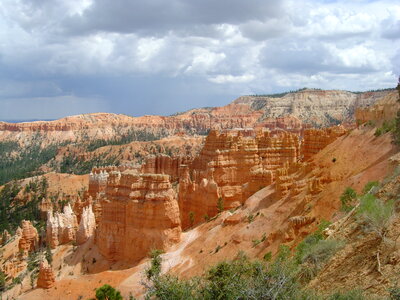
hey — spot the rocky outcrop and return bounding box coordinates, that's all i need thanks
[235,89,390,126]
[355,91,399,124]
[1,256,27,279]
[179,129,301,228]
[76,205,96,245]
[289,215,316,229]
[46,204,78,248]
[141,154,192,182]
[18,220,39,254]
[302,126,346,161]
[96,171,181,262]
[256,115,308,134]
[36,258,55,289]
[0,89,391,148]
[88,170,110,199]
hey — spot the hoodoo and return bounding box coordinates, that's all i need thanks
[96,170,181,262]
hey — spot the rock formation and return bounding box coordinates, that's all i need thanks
[141,154,192,182]
[1,256,27,279]
[289,216,316,229]
[96,170,181,262]
[36,258,55,289]
[18,220,39,254]
[88,169,110,199]
[0,89,390,148]
[46,204,78,248]
[234,89,389,126]
[179,129,301,228]
[302,126,346,161]
[76,205,96,245]
[355,91,399,124]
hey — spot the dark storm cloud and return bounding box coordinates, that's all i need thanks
[62,0,283,36]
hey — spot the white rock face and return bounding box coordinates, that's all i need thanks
[233,89,389,126]
[46,204,78,248]
[76,205,96,245]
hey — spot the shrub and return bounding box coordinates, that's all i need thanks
[144,250,310,300]
[263,252,272,261]
[188,211,195,227]
[27,251,39,272]
[374,119,396,137]
[146,249,164,280]
[295,220,331,264]
[357,194,394,239]
[12,274,23,285]
[362,181,379,195]
[394,110,400,145]
[252,239,261,247]
[247,214,255,223]
[217,197,224,213]
[389,286,400,300]
[148,275,200,300]
[0,270,5,292]
[340,187,357,212]
[327,289,366,300]
[298,239,344,282]
[95,284,123,300]
[45,246,53,265]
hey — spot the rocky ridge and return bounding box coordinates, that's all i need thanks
[0,89,391,147]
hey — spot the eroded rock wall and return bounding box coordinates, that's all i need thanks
[76,205,96,245]
[355,91,399,124]
[179,129,301,228]
[46,204,78,248]
[302,126,346,161]
[141,154,192,182]
[96,171,181,262]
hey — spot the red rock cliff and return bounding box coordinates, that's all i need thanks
[96,171,181,262]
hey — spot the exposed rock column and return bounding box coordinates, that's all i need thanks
[76,205,96,244]
[46,204,78,248]
[18,220,39,254]
[96,171,181,262]
[36,258,55,289]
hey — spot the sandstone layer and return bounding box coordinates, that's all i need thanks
[46,205,78,248]
[96,171,181,262]
[15,125,398,300]
[18,220,39,254]
[46,203,97,248]
[0,89,391,148]
[76,205,96,245]
[36,258,55,289]
[355,90,399,124]
[176,126,346,228]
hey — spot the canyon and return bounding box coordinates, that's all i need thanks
[0,88,399,299]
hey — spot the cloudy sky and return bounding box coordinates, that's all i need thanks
[0,0,399,120]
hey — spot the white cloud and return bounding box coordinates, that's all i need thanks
[209,74,255,84]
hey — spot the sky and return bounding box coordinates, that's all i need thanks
[0,0,399,120]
